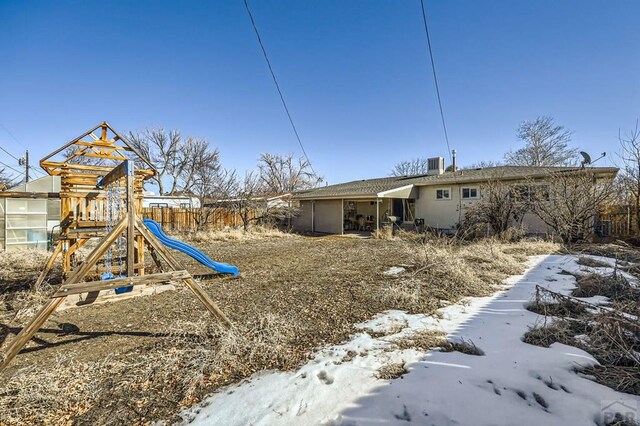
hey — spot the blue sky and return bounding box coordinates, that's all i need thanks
[0,0,638,187]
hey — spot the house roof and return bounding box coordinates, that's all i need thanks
[293,166,619,200]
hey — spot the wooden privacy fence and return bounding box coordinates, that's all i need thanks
[142,207,257,232]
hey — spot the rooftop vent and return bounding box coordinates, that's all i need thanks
[427,157,445,175]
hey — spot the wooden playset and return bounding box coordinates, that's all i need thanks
[0,122,233,373]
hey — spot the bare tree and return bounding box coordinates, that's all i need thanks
[460,178,528,237]
[127,129,184,195]
[617,120,640,236]
[188,145,234,231]
[391,158,429,176]
[0,167,13,190]
[257,153,322,194]
[529,170,616,243]
[227,172,265,232]
[462,160,502,170]
[505,116,578,166]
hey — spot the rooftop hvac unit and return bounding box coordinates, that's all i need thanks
[427,157,445,175]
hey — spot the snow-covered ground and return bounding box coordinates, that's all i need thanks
[180,255,639,426]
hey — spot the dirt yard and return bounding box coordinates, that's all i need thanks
[0,232,559,425]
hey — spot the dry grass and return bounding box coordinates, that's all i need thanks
[375,362,408,379]
[0,234,559,424]
[0,249,52,285]
[581,365,640,396]
[0,249,60,323]
[440,338,485,356]
[576,256,611,268]
[379,237,560,313]
[391,330,446,350]
[184,225,298,243]
[0,312,306,425]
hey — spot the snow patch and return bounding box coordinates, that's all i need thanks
[383,266,406,276]
[180,255,640,426]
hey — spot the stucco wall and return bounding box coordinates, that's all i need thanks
[415,185,467,229]
[416,184,551,234]
[292,200,313,231]
[314,199,343,233]
[292,199,343,233]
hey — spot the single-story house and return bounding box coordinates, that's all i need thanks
[291,157,618,235]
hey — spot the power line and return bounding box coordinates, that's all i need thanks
[0,122,45,178]
[0,144,20,163]
[0,160,25,176]
[242,0,317,176]
[0,123,23,162]
[419,0,452,164]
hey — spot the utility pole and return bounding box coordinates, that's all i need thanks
[19,150,29,182]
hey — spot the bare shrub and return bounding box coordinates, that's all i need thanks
[529,170,617,243]
[527,299,587,317]
[523,285,640,395]
[572,272,638,301]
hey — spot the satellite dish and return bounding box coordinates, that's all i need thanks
[580,151,592,165]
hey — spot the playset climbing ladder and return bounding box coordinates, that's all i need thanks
[0,122,233,373]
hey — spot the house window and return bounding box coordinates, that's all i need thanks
[461,187,479,199]
[436,188,451,200]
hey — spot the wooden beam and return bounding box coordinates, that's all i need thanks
[0,191,60,199]
[126,166,136,277]
[0,215,128,373]
[134,218,232,327]
[97,160,132,188]
[53,270,190,297]
[33,242,63,291]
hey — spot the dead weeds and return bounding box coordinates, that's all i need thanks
[0,234,558,424]
[523,268,640,396]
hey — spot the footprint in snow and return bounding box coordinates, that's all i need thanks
[393,404,411,422]
[317,370,334,385]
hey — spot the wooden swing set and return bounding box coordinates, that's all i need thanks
[0,122,231,374]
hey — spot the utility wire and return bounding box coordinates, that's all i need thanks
[419,0,452,165]
[242,0,317,176]
[0,144,20,163]
[0,160,25,176]
[0,122,45,178]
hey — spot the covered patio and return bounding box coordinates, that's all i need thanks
[341,184,417,235]
[291,177,420,235]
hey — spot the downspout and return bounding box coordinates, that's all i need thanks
[311,200,315,233]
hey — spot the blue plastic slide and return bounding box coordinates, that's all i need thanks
[143,218,240,277]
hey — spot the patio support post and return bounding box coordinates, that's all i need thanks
[341,199,344,235]
[376,198,380,231]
